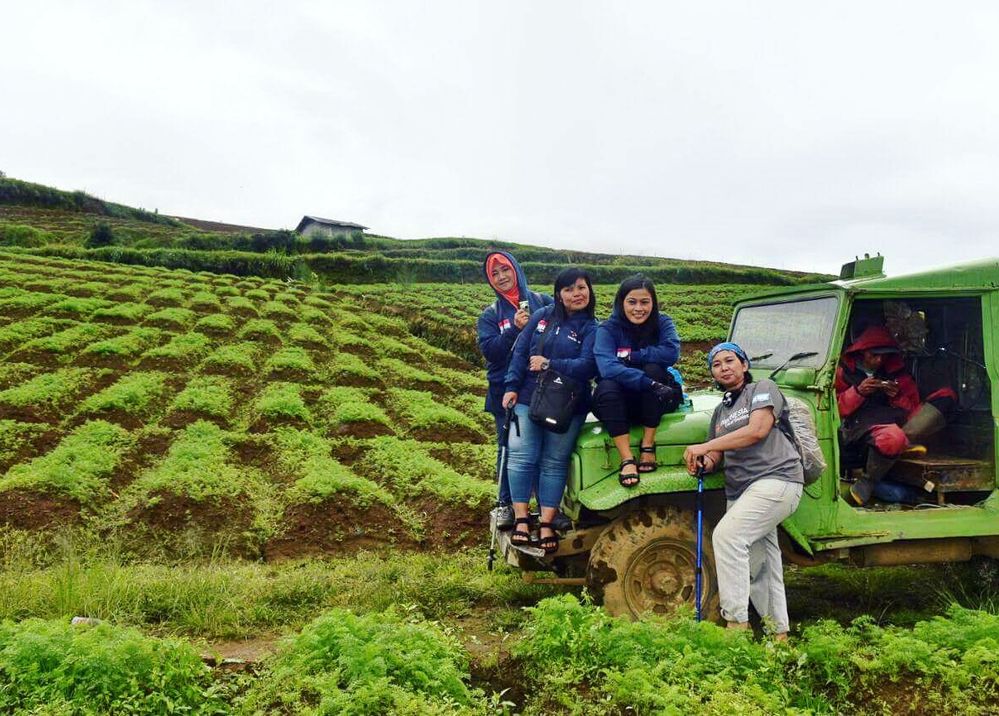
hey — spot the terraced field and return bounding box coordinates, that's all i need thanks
[0,250,499,558]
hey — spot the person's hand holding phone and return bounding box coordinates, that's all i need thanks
[514,301,530,329]
[881,380,900,398]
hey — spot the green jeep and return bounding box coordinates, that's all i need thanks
[494,255,999,619]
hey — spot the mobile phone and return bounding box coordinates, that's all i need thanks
[519,300,530,312]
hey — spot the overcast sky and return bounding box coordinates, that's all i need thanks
[4,2,998,276]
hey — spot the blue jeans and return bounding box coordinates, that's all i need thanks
[492,411,512,505]
[506,403,584,509]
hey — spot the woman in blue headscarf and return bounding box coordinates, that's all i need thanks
[683,342,803,638]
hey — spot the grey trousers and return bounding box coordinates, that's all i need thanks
[713,479,802,633]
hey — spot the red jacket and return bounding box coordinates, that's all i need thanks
[834,326,920,424]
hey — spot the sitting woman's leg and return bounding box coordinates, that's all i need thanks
[637,364,669,471]
[592,378,641,486]
[536,415,586,552]
[505,403,543,544]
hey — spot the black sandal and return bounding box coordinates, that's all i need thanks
[538,522,560,554]
[619,458,640,488]
[510,517,532,546]
[638,445,658,474]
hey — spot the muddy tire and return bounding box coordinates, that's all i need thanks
[586,506,721,621]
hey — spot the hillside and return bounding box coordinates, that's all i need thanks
[0,175,834,285]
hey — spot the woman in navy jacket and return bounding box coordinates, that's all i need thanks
[476,251,553,528]
[502,267,598,553]
[593,275,681,487]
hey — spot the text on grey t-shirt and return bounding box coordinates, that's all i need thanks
[709,378,804,499]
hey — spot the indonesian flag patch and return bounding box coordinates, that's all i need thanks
[498,318,511,332]
[616,347,631,359]
[536,319,548,333]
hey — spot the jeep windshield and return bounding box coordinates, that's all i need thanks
[729,296,839,370]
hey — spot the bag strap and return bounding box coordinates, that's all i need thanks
[535,306,557,357]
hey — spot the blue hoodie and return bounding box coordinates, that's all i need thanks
[504,304,598,415]
[594,309,681,392]
[477,251,553,414]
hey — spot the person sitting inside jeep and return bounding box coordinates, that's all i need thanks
[836,325,957,505]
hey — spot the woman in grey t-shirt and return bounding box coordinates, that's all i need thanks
[682,342,803,638]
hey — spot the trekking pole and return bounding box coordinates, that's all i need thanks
[695,457,706,622]
[487,406,514,571]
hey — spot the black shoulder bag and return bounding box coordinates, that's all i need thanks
[528,314,583,433]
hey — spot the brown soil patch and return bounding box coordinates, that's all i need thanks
[329,374,382,389]
[136,355,190,372]
[411,498,489,550]
[264,500,417,560]
[72,352,135,371]
[111,431,173,492]
[0,489,81,530]
[409,425,487,444]
[163,409,229,430]
[69,408,148,431]
[241,333,282,346]
[0,404,63,425]
[330,421,394,439]
[266,367,316,383]
[230,306,259,318]
[231,436,280,476]
[336,344,374,360]
[0,428,58,473]
[5,349,64,370]
[248,416,309,434]
[329,440,364,465]
[91,315,140,327]
[683,340,715,354]
[128,492,258,556]
[200,362,256,378]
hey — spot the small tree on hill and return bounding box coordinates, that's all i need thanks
[86,221,116,248]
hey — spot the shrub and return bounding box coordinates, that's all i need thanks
[328,352,380,384]
[23,322,109,355]
[385,388,484,437]
[85,220,116,247]
[240,608,474,713]
[45,296,111,317]
[0,223,53,247]
[189,290,221,310]
[0,618,220,714]
[146,286,186,306]
[0,420,132,503]
[317,387,391,428]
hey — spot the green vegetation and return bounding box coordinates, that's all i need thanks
[0,317,68,351]
[255,382,311,422]
[261,300,297,319]
[0,368,92,411]
[328,351,380,384]
[146,286,186,305]
[195,312,236,334]
[201,342,257,374]
[81,326,161,358]
[22,322,110,355]
[142,331,212,362]
[91,301,154,322]
[45,295,111,317]
[189,290,222,310]
[145,306,195,328]
[0,421,132,503]
[386,388,486,439]
[169,376,233,419]
[274,428,393,507]
[318,387,391,429]
[287,321,327,346]
[241,608,474,714]
[79,371,169,417]
[264,346,316,375]
[237,318,281,342]
[0,618,221,715]
[358,436,492,506]
[129,420,248,502]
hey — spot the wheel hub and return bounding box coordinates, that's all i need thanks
[624,539,699,615]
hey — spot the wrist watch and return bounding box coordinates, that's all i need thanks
[541,359,550,371]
